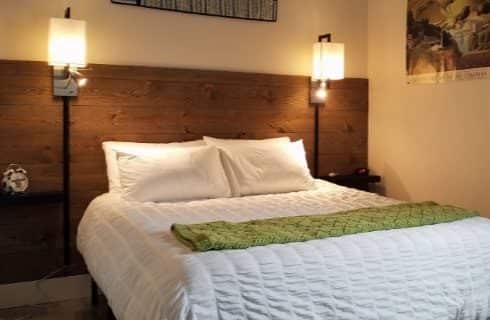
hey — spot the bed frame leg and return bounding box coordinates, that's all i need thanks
[91,277,116,319]
[91,278,99,306]
[107,308,117,320]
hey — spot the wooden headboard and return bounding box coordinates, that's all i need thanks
[0,59,367,281]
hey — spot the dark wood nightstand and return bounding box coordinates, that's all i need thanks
[319,175,381,192]
[0,191,64,284]
[0,191,64,205]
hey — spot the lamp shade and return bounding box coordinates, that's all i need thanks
[48,18,86,67]
[312,42,344,81]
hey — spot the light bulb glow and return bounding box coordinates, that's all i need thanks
[315,87,328,100]
[77,78,87,87]
[48,18,86,67]
[312,42,345,81]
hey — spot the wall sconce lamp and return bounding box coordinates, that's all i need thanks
[311,34,345,103]
[311,34,345,177]
[48,7,87,96]
[48,7,87,266]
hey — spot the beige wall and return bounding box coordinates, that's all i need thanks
[368,0,490,215]
[0,0,367,77]
[3,1,488,215]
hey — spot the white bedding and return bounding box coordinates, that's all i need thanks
[77,180,490,320]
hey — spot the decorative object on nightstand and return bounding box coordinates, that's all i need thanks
[354,167,370,176]
[321,174,381,192]
[2,164,29,194]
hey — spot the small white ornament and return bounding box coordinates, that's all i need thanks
[2,164,29,194]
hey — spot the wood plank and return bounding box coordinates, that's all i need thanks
[0,60,52,78]
[80,63,310,86]
[0,77,58,106]
[75,80,309,108]
[0,251,63,284]
[324,88,368,111]
[0,204,63,284]
[319,132,367,155]
[318,154,367,176]
[320,110,368,132]
[70,106,312,135]
[0,59,368,283]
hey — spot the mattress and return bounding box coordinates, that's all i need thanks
[77,180,490,320]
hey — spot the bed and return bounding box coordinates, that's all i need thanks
[77,180,490,320]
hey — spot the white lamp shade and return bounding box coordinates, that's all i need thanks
[48,18,86,67]
[312,42,344,81]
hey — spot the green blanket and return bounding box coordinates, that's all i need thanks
[171,202,479,252]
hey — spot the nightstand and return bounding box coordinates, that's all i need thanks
[319,175,381,192]
[0,191,64,283]
[0,191,64,205]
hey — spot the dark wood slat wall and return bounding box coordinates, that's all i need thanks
[0,61,64,283]
[319,79,368,176]
[0,59,368,283]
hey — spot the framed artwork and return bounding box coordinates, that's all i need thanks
[111,0,278,22]
[407,0,490,84]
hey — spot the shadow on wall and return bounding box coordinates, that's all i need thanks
[372,163,411,201]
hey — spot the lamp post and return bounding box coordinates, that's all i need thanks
[310,34,345,177]
[48,7,87,266]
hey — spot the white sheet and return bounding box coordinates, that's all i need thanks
[77,180,490,320]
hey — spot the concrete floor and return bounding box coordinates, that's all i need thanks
[0,298,111,320]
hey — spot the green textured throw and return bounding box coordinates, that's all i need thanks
[171,202,479,252]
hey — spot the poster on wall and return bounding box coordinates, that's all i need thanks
[111,0,278,22]
[407,0,490,84]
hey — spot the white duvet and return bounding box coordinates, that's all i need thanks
[77,180,490,320]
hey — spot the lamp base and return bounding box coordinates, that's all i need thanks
[310,80,328,104]
[53,66,78,97]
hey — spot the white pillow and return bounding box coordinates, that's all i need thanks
[204,136,290,145]
[117,146,231,203]
[203,136,291,196]
[102,140,205,192]
[290,139,310,170]
[203,136,314,196]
